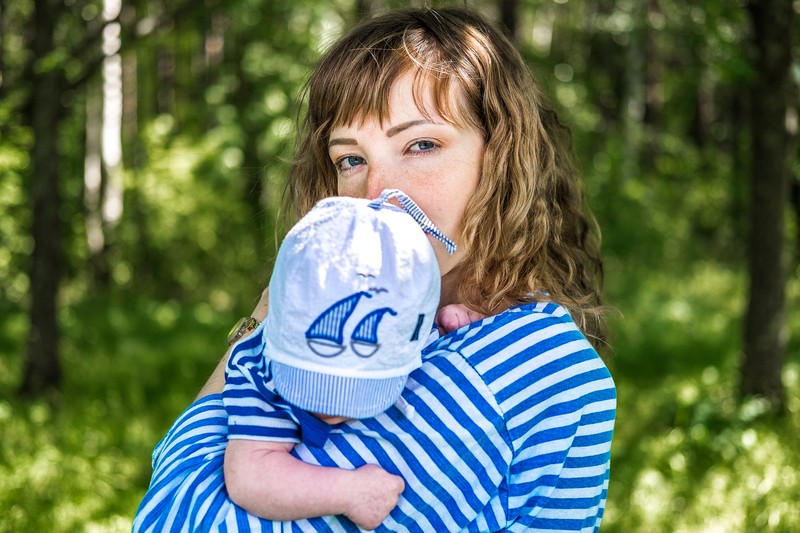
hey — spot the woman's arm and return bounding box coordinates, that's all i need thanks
[224,439,405,530]
[196,287,271,400]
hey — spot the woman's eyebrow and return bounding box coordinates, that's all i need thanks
[385,119,435,137]
[328,137,357,148]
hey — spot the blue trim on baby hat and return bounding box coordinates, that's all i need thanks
[368,189,457,254]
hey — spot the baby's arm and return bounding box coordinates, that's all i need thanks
[224,439,404,530]
[435,303,486,333]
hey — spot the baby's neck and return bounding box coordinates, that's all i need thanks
[312,413,349,425]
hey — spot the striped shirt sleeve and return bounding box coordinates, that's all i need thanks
[462,302,616,532]
[223,341,301,444]
[133,396,232,533]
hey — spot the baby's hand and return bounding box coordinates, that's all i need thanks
[435,303,486,333]
[344,464,405,530]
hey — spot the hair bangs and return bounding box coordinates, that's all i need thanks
[315,27,479,133]
[327,50,408,130]
[404,27,483,131]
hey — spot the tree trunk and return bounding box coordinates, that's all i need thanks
[99,0,124,280]
[156,42,175,114]
[499,0,519,42]
[0,0,6,101]
[642,0,662,173]
[740,0,793,411]
[20,0,64,396]
[792,175,800,265]
[84,74,110,286]
[622,0,645,183]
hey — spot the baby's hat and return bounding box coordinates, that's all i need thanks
[266,189,454,418]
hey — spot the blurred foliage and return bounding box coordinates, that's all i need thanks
[1,0,799,531]
[600,261,800,532]
[0,296,230,532]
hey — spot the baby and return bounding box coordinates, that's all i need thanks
[223,190,483,530]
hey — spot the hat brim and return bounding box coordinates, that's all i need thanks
[272,361,408,419]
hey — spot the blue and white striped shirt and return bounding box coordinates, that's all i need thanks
[134,301,616,532]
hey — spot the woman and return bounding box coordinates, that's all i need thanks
[134,7,616,532]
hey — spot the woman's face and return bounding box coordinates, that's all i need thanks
[329,73,485,290]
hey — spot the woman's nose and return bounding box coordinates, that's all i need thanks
[365,166,392,199]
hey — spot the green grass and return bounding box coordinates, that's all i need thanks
[0,261,798,532]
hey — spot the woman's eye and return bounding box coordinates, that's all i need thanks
[335,155,365,173]
[409,140,438,153]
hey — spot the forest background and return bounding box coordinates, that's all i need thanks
[1,0,799,531]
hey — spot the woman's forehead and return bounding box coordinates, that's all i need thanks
[330,70,469,131]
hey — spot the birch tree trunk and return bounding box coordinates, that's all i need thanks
[85,75,109,285]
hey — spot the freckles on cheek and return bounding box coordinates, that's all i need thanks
[408,183,442,217]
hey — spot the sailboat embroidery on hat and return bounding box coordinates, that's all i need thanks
[305,291,397,358]
[351,307,397,357]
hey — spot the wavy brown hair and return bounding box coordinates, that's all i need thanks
[286,8,608,348]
